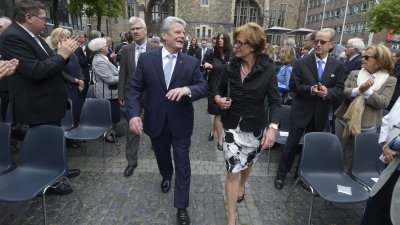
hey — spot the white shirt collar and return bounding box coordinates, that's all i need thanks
[162,47,178,59]
[315,54,328,64]
[136,41,147,50]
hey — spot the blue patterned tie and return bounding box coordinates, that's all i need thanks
[317,60,324,80]
[164,54,175,88]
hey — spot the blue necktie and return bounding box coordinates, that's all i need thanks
[164,54,175,88]
[317,60,324,80]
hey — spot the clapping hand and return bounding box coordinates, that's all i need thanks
[359,78,374,92]
[0,59,19,79]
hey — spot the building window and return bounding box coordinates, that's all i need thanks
[151,4,160,23]
[195,24,213,39]
[277,4,286,27]
[127,0,135,18]
[201,0,208,5]
[234,0,258,27]
[268,9,276,27]
[151,0,174,24]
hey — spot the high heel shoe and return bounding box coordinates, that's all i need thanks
[237,188,245,203]
[208,133,214,141]
[217,143,223,151]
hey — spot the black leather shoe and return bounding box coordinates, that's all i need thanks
[237,187,245,203]
[124,165,136,177]
[161,179,171,193]
[105,133,116,143]
[47,183,73,195]
[208,133,214,141]
[67,169,81,179]
[274,172,286,190]
[177,208,191,225]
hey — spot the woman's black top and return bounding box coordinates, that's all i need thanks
[216,54,281,133]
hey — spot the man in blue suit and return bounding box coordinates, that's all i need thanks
[125,16,208,225]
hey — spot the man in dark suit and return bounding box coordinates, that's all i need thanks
[125,16,208,225]
[344,37,365,79]
[274,28,345,190]
[0,0,80,194]
[118,16,159,178]
[194,39,212,66]
[74,30,90,96]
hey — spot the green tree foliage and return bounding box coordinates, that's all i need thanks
[363,0,400,34]
[69,0,126,31]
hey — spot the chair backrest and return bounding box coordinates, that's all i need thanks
[61,99,74,131]
[79,99,112,129]
[350,133,382,174]
[0,122,12,173]
[279,105,291,131]
[86,85,96,99]
[19,125,67,175]
[300,132,344,176]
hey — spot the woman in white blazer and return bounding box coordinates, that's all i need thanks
[88,38,120,143]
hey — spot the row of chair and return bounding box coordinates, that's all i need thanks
[0,124,82,225]
[285,132,384,225]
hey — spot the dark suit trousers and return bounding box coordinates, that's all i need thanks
[151,119,191,209]
[125,129,140,167]
[360,171,400,225]
[277,116,321,174]
[0,91,9,122]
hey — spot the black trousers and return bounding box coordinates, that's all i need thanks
[151,119,191,209]
[360,171,400,225]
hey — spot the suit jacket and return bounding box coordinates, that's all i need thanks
[118,42,159,101]
[74,46,90,83]
[125,48,208,138]
[0,22,67,125]
[194,47,212,65]
[289,53,345,130]
[92,54,119,100]
[344,54,362,78]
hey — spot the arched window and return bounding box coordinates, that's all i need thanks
[234,0,259,27]
[127,0,135,18]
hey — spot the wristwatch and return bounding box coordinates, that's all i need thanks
[268,123,278,130]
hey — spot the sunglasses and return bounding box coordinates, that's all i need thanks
[315,39,331,45]
[362,55,375,61]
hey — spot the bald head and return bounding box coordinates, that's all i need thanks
[0,17,12,35]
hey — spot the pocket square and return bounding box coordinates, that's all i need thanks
[330,74,335,78]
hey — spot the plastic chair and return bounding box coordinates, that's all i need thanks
[86,85,96,99]
[0,125,82,225]
[349,133,384,190]
[61,99,74,132]
[65,99,114,169]
[286,132,369,225]
[0,122,13,174]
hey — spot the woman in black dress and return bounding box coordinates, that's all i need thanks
[204,32,232,150]
[187,38,199,57]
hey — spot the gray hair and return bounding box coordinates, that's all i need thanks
[284,38,296,47]
[72,30,85,36]
[128,16,146,28]
[161,16,186,33]
[88,38,107,53]
[318,28,336,41]
[347,38,365,53]
[89,30,101,41]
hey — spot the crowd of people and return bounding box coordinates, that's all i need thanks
[1,0,400,225]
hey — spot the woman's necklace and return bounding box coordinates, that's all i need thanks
[241,64,249,76]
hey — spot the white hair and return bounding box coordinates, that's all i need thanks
[318,28,336,41]
[88,38,107,52]
[161,16,186,33]
[284,38,296,47]
[347,38,365,53]
[128,16,146,28]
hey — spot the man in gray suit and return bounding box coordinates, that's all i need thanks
[118,16,159,177]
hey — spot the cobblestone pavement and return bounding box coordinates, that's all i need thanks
[0,99,365,225]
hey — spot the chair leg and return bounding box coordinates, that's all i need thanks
[42,187,49,225]
[308,193,315,225]
[111,130,119,155]
[285,177,300,206]
[64,177,83,206]
[102,133,106,171]
[267,147,271,174]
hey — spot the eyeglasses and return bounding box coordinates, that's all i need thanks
[234,40,249,47]
[30,14,49,22]
[362,55,376,61]
[315,39,331,45]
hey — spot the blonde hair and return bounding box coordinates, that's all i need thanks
[263,43,275,59]
[279,46,296,65]
[233,22,266,58]
[46,27,71,50]
[105,36,113,47]
[366,44,394,74]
